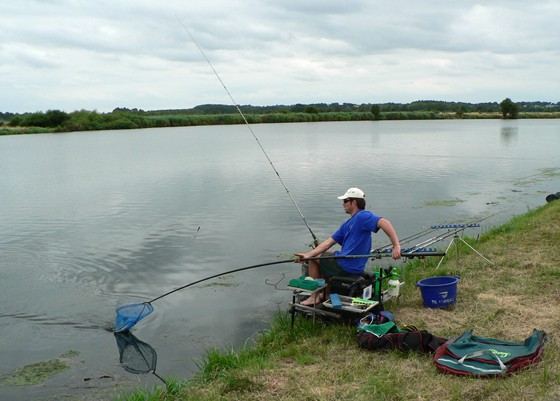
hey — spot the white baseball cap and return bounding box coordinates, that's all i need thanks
[337,187,365,199]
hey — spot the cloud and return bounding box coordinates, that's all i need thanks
[1,0,559,113]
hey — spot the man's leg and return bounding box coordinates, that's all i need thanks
[300,260,324,306]
[307,259,321,279]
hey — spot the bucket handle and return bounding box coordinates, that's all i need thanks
[416,276,460,288]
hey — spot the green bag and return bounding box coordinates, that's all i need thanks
[434,329,548,377]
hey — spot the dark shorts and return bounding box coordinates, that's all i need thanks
[319,256,357,278]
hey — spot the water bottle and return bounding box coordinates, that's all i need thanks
[388,268,400,297]
[374,271,381,299]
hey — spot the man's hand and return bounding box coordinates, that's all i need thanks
[294,253,307,263]
[392,244,402,260]
[294,238,336,264]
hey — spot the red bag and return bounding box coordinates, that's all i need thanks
[434,329,548,377]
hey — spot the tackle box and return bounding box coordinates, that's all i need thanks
[323,294,379,314]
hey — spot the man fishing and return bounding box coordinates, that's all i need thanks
[294,187,401,306]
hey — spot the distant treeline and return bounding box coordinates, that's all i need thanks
[1,100,560,135]
[126,100,560,115]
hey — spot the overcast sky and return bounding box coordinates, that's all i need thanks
[1,0,559,113]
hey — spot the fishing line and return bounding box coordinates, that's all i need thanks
[264,273,292,291]
[176,17,319,247]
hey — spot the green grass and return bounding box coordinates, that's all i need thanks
[117,201,560,401]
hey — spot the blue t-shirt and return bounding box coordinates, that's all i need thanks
[331,210,381,274]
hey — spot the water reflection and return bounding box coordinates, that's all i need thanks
[500,125,519,146]
[114,331,166,384]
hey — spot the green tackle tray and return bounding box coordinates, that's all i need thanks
[299,279,319,291]
[289,276,306,288]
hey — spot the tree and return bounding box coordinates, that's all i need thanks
[370,104,381,120]
[44,110,69,127]
[8,115,23,127]
[290,103,306,113]
[499,98,519,119]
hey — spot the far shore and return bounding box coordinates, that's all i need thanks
[2,110,560,137]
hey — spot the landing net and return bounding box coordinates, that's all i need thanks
[114,303,154,333]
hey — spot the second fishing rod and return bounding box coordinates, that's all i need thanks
[177,18,320,247]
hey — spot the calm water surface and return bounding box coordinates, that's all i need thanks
[1,119,559,399]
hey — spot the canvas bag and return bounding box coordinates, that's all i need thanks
[357,328,447,354]
[434,329,547,377]
[356,315,447,354]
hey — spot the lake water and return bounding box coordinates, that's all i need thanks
[1,119,559,399]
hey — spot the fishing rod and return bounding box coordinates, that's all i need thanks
[383,225,441,249]
[375,226,476,255]
[302,251,446,262]
[148,259,296,303]
[373,225,443,252]
[114,257,298,332]
[176,17,320,248]
[370,210,505,272]
[373,210,504,253]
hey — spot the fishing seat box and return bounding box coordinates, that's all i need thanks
[324,273,381,322]
[329,273,375,299]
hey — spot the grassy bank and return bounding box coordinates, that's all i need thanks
[117,201,560,401]
[3,111,560,136]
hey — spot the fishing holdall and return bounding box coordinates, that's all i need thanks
[433,329,548,377]
[356,313,447,354]
[357,328,447,354]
